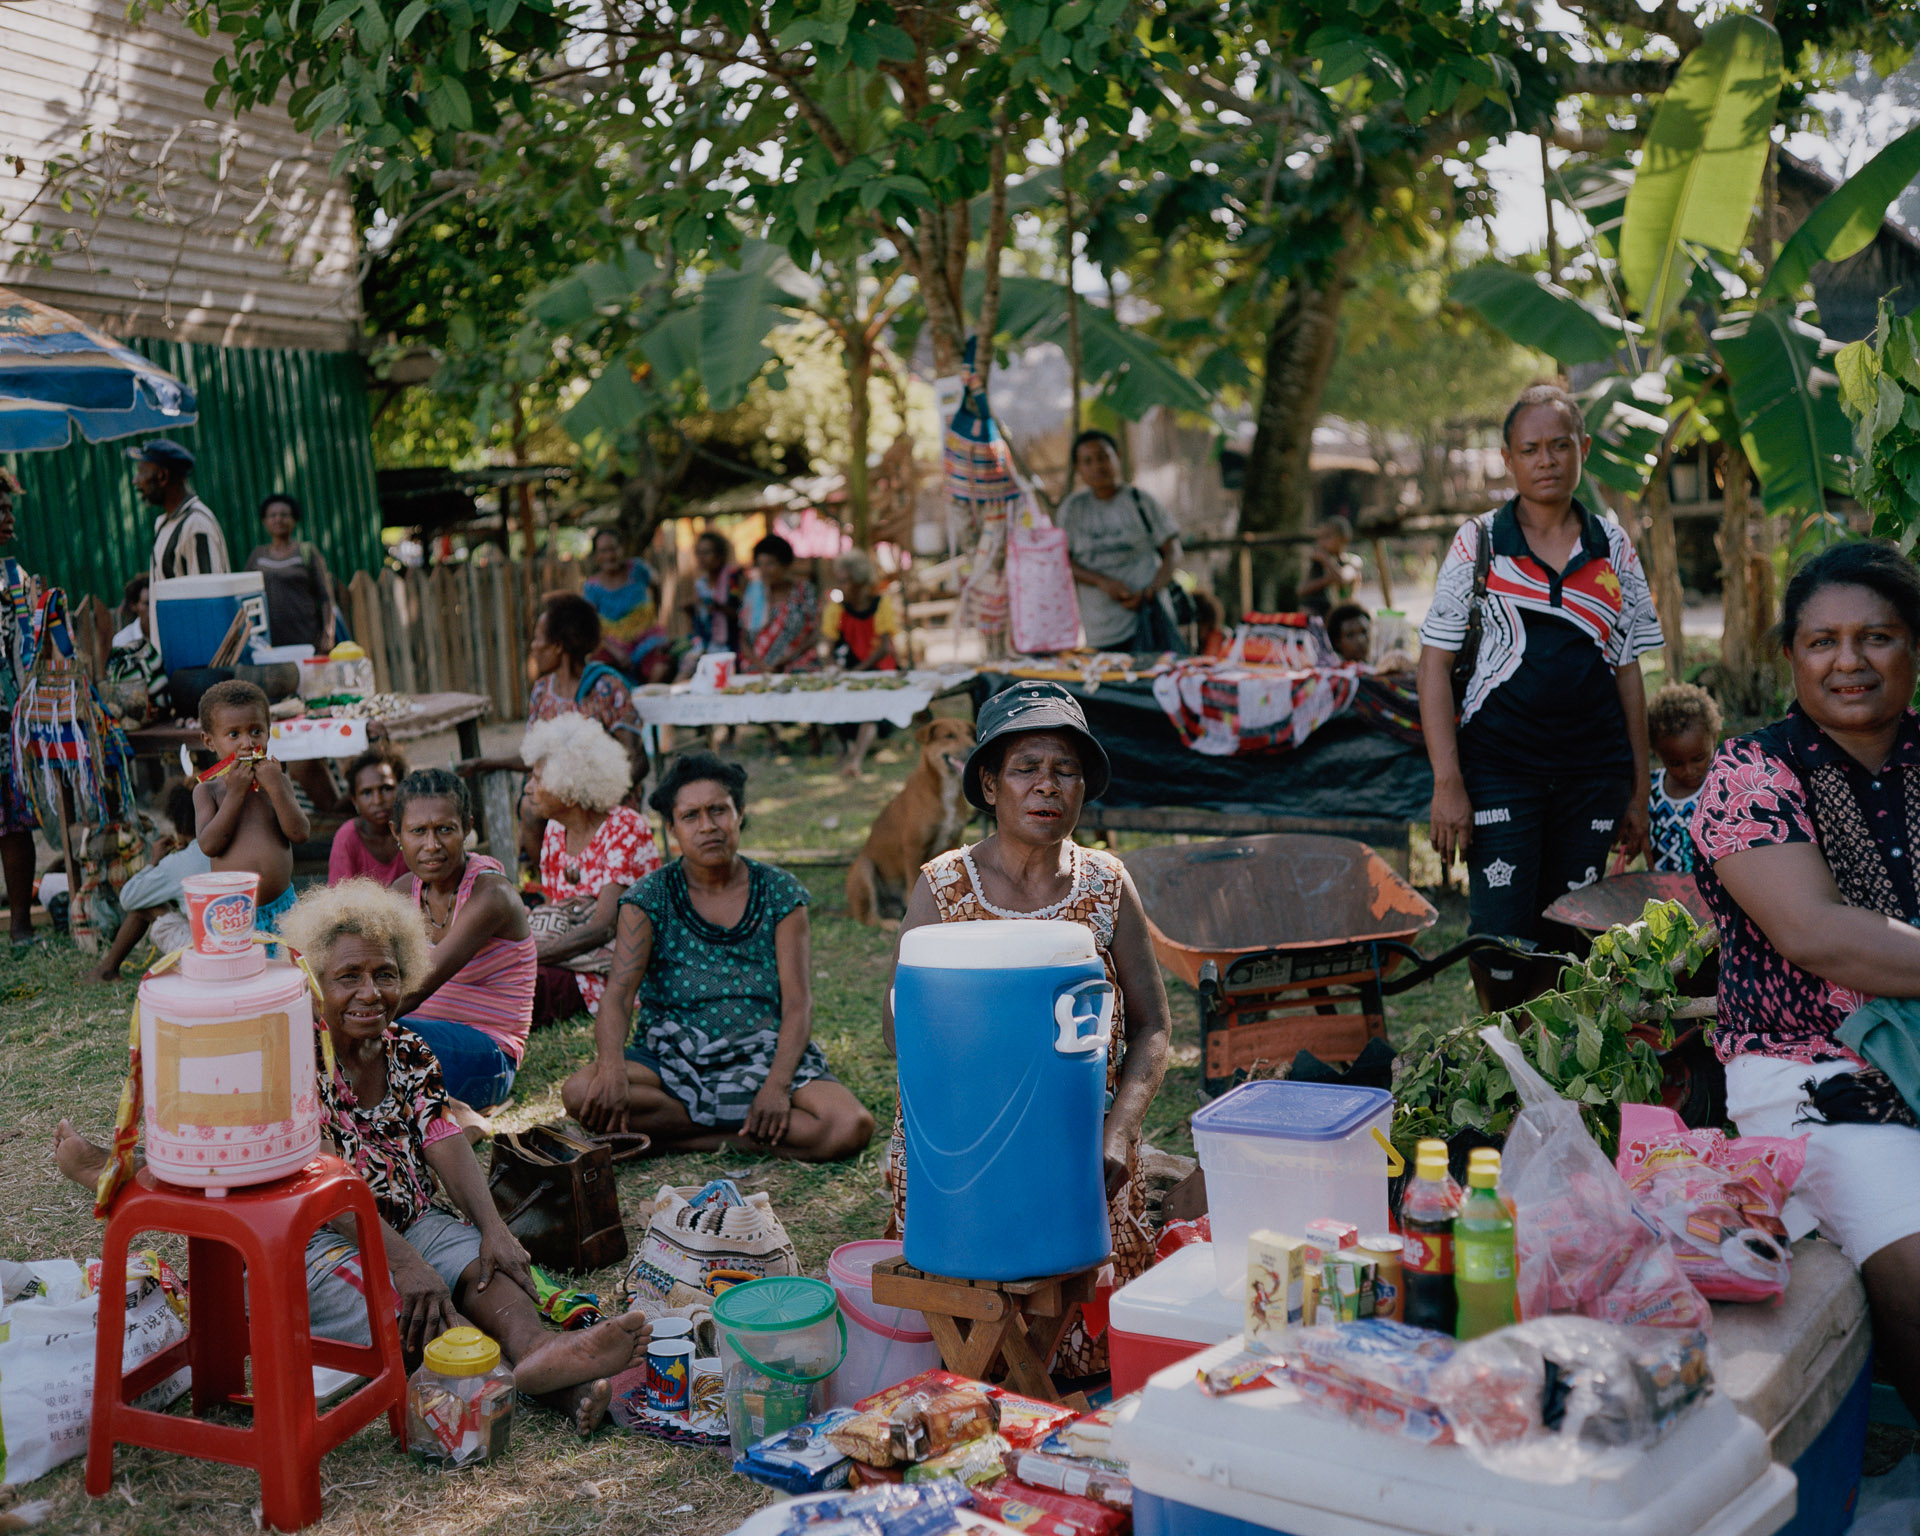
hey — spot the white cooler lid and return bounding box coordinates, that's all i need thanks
[1110,1243,1243,1345]
[1113,1337,1796,1536]
[153,572,265,599]
[898,919,1096,970]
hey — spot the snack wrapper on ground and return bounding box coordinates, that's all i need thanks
[1481,1028,1713,1333]
[783,1477,975,1536]
[1434,1316,1712,1483]
[1615,1102,1806,1303]
[830,1408,905,1468]
[890,1385,1000,1461]
[1062,1402,1126,1460]
[971,1480,1129,1536]
[905,1433,1012,1487]
[1290,1370,1453,1445]
[738,1407,860,1493]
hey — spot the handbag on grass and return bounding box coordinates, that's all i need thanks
[487,1123,648,1274]
[624,1183,799,1306]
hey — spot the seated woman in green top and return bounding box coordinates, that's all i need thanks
[563,752,875,1162]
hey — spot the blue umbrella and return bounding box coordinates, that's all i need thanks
[0,287,196,451]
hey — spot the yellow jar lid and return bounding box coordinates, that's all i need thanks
[330,641,367,661]
[423,1326,501,1377]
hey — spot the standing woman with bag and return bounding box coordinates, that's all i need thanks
[244,493,334,652]
[1415,383,1663,951]
[1057,430,1185,655]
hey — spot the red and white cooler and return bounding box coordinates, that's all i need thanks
[1109,1243,1243,1397]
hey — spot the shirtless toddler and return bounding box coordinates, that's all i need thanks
[192,680,310,934]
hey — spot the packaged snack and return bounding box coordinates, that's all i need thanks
[905,1433,1012,1487]
[855,1369,975,1414]
[972,1481,1128,1536]
[1012,1450,1132,1509]
[737,1407,859,1493]
[990,1391,1080,1450]
[1246,1230,1309,1344]
[849,1460,907,1488]
[784,1478,975,1536]
[891,1384,999,1460]
[830,1408,904,1468]
[1615,1102,1806,1303]
[1434,1316,1713,1483]
[1286,1318,1457,1440]
[1154,1215,1212,1262]
[1196,1349,1285,1397]
[1482,1029,1712,1333]
[1304,1218,1358,1254]
[1063,1402,1125,1459]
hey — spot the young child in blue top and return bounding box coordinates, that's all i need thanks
[1646,682,1722,874]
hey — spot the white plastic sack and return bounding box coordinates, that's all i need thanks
[0,1276,189,1486]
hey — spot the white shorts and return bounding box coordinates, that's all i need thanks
[1725,1054,1920,1265]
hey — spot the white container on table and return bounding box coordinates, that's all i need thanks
[1115,1336,1798,1536]
[1191,1080,1394,1293]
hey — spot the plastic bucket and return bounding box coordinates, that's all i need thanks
[826,1240,943,1408]
[711,1276,847,1456]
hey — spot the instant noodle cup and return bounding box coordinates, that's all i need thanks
[182,871,260,956]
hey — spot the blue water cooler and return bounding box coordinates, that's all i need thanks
[894,919,1114,1281]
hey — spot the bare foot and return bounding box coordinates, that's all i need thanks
[84,965,122,984]
[511,1311,650,1396]
[53,1120,109,1189]
[560,1375,613,1436]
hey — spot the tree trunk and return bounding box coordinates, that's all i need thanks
[976,135,1010,393]
[1063,172,1083,483]
[1639,452,1688,682]
[1716,440,1778,716]
[1239,240,1357,606]
[846,339,873,550]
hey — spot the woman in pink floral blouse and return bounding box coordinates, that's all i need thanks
[1690,541,1920,1414]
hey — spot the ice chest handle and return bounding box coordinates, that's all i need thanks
[723,1312,848,1385]
[1053,979,1115,1055]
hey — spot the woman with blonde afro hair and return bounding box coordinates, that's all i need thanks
[56,878,651,1433]
[522,713,663,1025]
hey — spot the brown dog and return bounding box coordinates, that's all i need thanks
[847,717,976,927]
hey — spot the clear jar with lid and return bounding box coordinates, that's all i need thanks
[406,1326,516,1468]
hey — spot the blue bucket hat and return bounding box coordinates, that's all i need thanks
[962,680,1112,811]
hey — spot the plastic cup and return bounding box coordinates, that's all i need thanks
[182,872,260,956]
[647,1338,694,1413]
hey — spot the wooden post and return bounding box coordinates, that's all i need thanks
[349,571,390,692]
[1238,544,1254,621]
[477,768,519,862]
[380,569,418,694]
[425,566,457,694]
[1370,537,1395,610]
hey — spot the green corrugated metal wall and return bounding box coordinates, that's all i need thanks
[2,338,383,608]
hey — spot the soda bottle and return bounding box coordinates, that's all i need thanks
[1399,1139,1461,1335]
[1454,1148,1517,1340]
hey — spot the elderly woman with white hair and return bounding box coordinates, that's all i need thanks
[54,880,650,1432]
[524,711,663,1025]
[821,548,900,779]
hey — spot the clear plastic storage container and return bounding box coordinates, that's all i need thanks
[1191,1080,1393,1293]
[406,1327,516,1468]
[712,1276,847,1457]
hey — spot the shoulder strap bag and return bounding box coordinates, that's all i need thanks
[1128,487,1195,627]
[487,1122,649,1273]
[1448,516,1491,710]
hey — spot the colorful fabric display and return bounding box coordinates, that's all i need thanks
[11,587,139,830]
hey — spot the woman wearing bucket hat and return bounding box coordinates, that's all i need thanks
[881,680,1172,1377]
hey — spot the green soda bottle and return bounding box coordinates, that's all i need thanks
[1453,1148,1516,1340]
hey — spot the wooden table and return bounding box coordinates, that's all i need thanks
[868,1253,1105,1405]
[127,691,494,762]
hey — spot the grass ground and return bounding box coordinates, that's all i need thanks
[1,730,1470,1535]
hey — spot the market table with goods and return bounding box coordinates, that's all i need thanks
[34,861,1866,1536]
[630,666,980,729]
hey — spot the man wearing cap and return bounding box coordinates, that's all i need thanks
[131,438,228,581]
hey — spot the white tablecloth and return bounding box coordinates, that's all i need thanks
[632,670,975,729]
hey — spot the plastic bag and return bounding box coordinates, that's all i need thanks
[1615,1102,1806,1303]
[1433,1316,1712,1482]
[1005,503,1080,657]
[1481,1027,1712,1333]
[1283,1319,1457,1445]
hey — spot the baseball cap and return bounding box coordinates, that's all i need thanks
[126,438,195,471]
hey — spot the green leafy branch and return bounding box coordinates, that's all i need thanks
[1836,300,1920,551]
[1393,900,1716,1161]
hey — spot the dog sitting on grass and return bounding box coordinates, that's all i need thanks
[846,718,975,928]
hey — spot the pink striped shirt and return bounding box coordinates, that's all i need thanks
[411,854,536,1062]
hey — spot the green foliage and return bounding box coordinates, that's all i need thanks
[1836,302,1920,552]
[1714,305,1855,517]
[1450,264,1633,367]
[1619,15,1783,337]
[1763,128,1920,304]
[1393,900,1717,1162]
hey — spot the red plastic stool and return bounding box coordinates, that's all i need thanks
[88,1156,408,1532]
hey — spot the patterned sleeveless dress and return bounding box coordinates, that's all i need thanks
[885,841,1155,1377]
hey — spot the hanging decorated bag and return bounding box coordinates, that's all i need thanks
[945,341,1019,637]
[10,587,138,831]
[1004,495,1081,656]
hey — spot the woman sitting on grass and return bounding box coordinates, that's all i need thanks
[524,712,662,1025]
[328,745,408,886]
[564,751,873,1161]
[54,880,649,1433]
